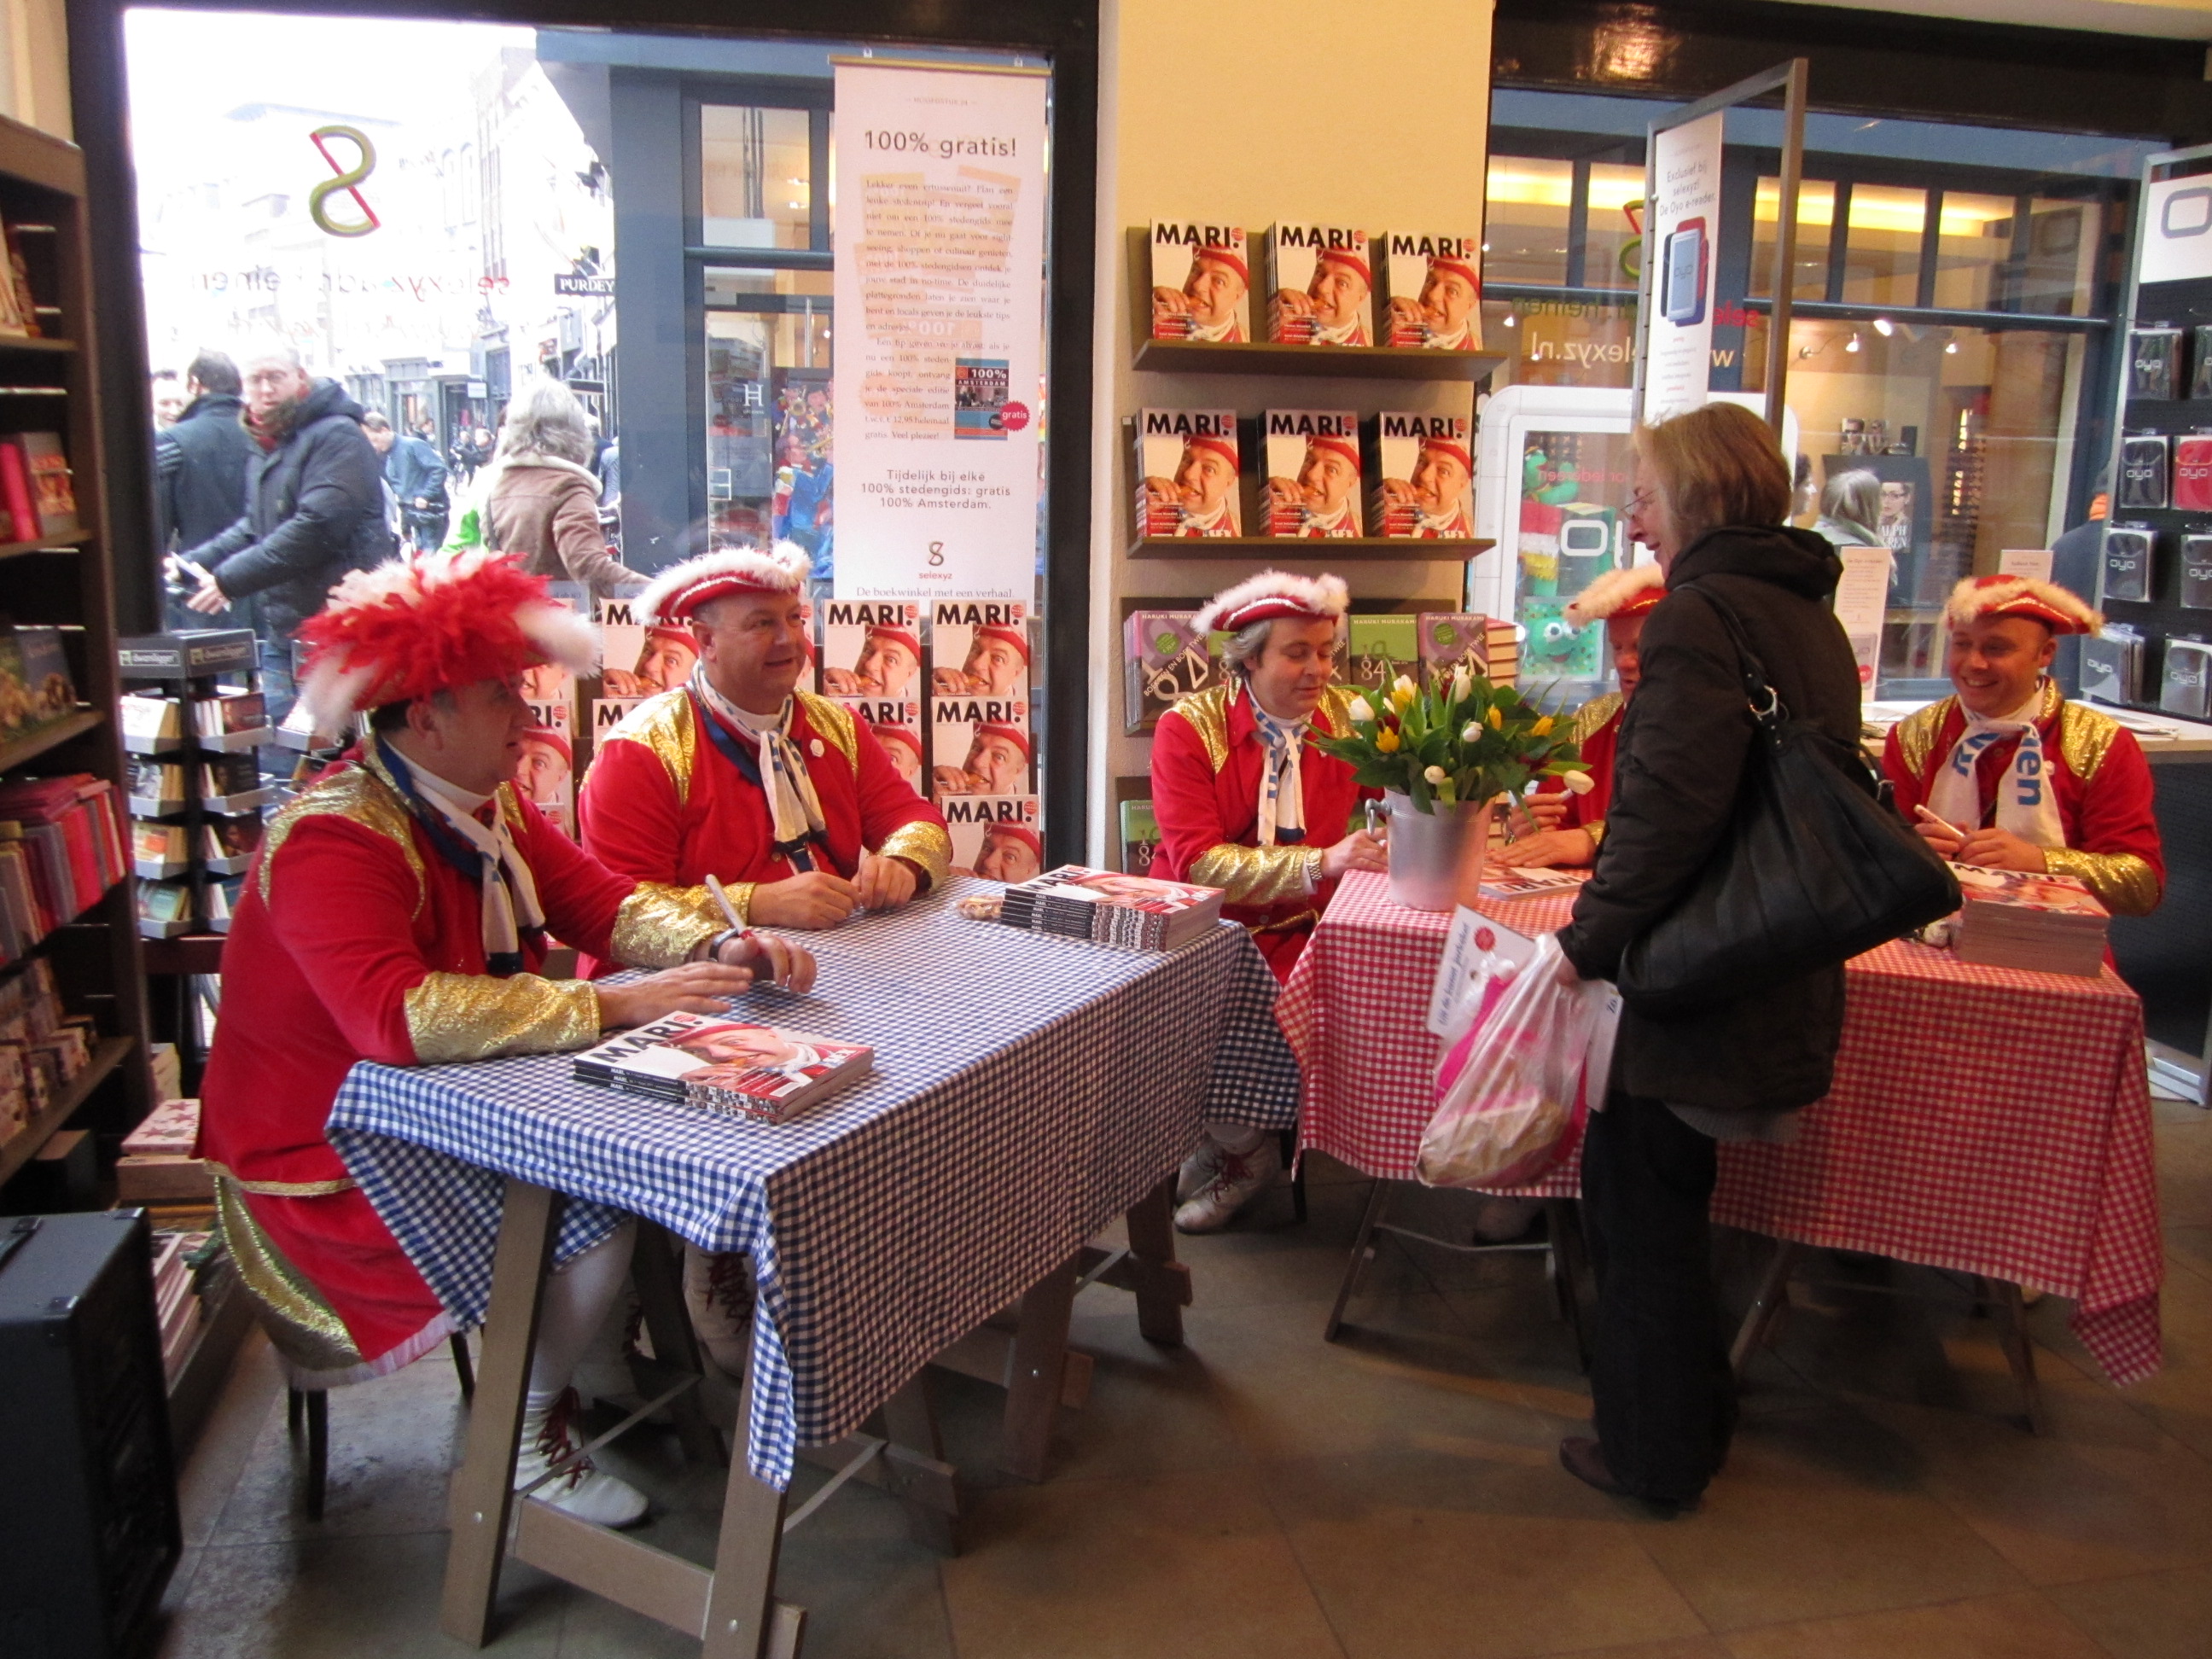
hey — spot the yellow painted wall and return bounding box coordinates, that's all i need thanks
[1087,0,1497,858]
[1,0,71,139]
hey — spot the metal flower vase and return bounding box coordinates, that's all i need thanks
[1384,792,1494,912]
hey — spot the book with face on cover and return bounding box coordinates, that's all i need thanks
[818,600,923,702]
[1261,410,1363,538]
[1260,224,1375,346]
[1366,414,1475,538]
[1131,410,1243,538]
[996,864,1225,951]
[573,1010,872,1124]
[1376,232,1484,351]
[942,794,1042,882]
[1149,222,1252,343]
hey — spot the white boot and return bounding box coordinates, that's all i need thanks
[1176,1138,1230,1203]
[1174,1135,1282,1233]
[513,1388,649,1528]
[683,1244,754,1379]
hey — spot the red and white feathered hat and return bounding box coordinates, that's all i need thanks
[1190,570,1351,636]
[1943,573,2101,636]
[1566,562,1667,627]
[635,542,809,626]
[296,549,598,731]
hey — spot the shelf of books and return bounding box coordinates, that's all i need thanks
[0,110,154,1205]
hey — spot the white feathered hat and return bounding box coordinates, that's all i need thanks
[1565,562,1666,628]
[635,542,811,626]
[1190,570,1350,636]
[295,548,598,731]
[1942,573,2102,637]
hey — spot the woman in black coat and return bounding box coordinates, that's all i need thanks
[1553,401,1862,1510]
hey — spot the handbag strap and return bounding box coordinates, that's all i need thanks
[1674,581,1786,735]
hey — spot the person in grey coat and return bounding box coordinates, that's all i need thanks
[177,341,397,719]
[1552,402,1862,1512]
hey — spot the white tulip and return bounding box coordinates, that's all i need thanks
[1561,769,1597,795]
[1461,721,1481,742]
[1348,696,1376,723]
[1450,665,1471,704]
[1423,765,1447,785]
[1392,672,1418,699]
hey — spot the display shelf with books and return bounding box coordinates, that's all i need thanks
[0,113,154,1198]
[1128,535,1494,562]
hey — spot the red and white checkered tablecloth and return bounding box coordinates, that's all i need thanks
[1278,869,2163,1386]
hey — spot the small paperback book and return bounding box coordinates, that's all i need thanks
[2162,638,2212,719]
[942,794,1041,882]
[2178,433,2212,512]
[1260,410,1363,538]
[1148,221,1252,343]
[818,601,924,701]
[930,693,1031,802]
[192,692,267,737]
[1342,615,1418,692]
[2078,627,2143,705]
[573,1010,872,1124]
[14,434,77,538]
[2103,527,2155,604]
[2130,327,2182,401]
[1122,609,1215,732]
[2181,535,2212,609]
[595,594,697,700]
[2193,326,2212,399]
[1417,613,1490,689]
[1119,796,1159,875]
[1365,413,1474,538]
[1260,224,1375,346]
[1376,232,1484,350]
[998,864,1225,951]
[929,601,1030,699]
[1131,409,1243,538]
[2118,435,2170,511]
[1476,865,1590,902]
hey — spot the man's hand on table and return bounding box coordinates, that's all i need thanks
[1502,829,1596,870]
[853,849,918,911]
[750,870,861,929]
[1321,831,1388,882]
[1953,826,2048,873]
[596,935,818,1029]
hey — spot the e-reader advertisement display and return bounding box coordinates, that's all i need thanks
[1643,109,1723,422]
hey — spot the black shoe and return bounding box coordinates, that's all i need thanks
[1557,1437,1697,1516]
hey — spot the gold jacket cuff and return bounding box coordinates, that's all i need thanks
[403,972,603,1064]
[613,882,729,967]
[2043,847,2163,918]
[1585,818,1606,850]
[1190,841,1319,905]
[878,821,952,891]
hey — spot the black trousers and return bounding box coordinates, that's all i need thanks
[1580,1089,1737,1504]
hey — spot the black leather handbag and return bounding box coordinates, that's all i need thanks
[1616,585,1961,1016]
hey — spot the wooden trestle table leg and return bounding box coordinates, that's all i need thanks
[998,1252,1080,1482]
[439,1179,561,1647]
[1122,1175,1190,1348]
[701,1367,805,1659]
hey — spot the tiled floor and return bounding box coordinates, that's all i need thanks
[154,1099,2212,1658]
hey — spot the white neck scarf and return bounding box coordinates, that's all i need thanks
[691,667,828,868]
[1927,683,2068,849]
[1249,689,1308,847]
[398,751,545,969]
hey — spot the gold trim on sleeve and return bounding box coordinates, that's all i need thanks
[1165,684,1234,771]
[796,691,859,770]
[401,972,602,1063]
[213,1174,367,1374]
[1892,696,1957,783]
[1190,841,1319,905]
[257,765,427,912]
[879,820,953,889]
[610,882,726,968]
[2044,847,2163,917]
[1585,818,1607,850]
[2054,698,2122,785]
[1567,693,1623,750]
[599,688,698,803]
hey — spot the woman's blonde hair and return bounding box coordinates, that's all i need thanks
[498,377,593,466]
[1633,402,1792,544]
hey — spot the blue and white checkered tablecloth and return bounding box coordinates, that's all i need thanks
[325,879,1298,1487]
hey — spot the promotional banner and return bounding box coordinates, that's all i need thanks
[1831,544,1889,702]
[2139,170,2212,286]
[1643,110,1724,422]
[831,59,1050,601]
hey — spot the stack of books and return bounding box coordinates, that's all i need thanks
[0,772,129,961]
[1951,865,2110,977]
[149,1228,212,1385]
[998,864,1225,951]
[116,1095,214,1204]
[1476,865,1589,902]
[573,1011,872,1124]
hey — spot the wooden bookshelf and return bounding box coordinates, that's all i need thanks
[0,111,153,1197]
[1132,337,1505,382]
[1127,535,1493,562]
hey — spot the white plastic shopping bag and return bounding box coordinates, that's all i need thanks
[1419,935,1618,1190]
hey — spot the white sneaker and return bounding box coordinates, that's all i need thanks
[1176,1138,1231,1203]
[683,1243,755,1379]
[514,1388,649,1528]
[1174,1136,1282,1234]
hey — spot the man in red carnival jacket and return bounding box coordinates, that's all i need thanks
[1500,562,1659,868]
[1149,569,1386,1232]
[1883,573,2163,916]
[198,549,815,1528]
[579,541,948,1365]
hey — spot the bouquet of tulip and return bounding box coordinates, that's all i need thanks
[1311,670,1593,814]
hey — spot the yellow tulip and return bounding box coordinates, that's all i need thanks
[1390,680,1417,710]
[1377,728,1401,753]
[1487,706,1504,730]
[1532,716,1554,736]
